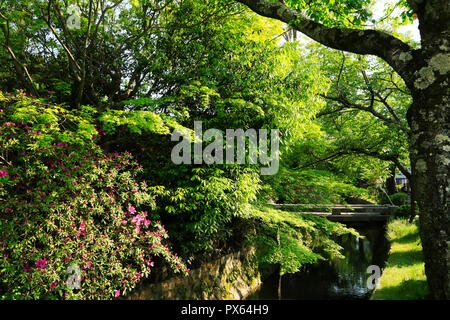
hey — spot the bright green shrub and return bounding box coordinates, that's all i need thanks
[394,205,411,217]
[0,92,187,300]
[157,165,261,260]
[393,204,418,218]
[389,192,409,206]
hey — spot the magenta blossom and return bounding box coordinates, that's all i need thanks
[132,214,143,226]
[0,170,7,178]
[128,206,136,214]
[35,258,48,269]
[115,290,120,298]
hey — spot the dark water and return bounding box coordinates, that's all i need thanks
[247,224,390,300]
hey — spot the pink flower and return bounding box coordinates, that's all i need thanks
[144,219,150,227]
[35,258,47,269]
[128,206,136,214]
[132,214,143,226]
[50,282,57,290]
[0,170,7,177]
[115,290,120,298]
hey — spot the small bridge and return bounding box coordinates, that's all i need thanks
[269,204,396,223]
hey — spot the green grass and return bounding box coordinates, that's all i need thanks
[371,218,430,300]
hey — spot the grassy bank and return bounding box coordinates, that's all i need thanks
[371,218,430,300]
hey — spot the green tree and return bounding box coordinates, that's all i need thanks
[236,0,450,299]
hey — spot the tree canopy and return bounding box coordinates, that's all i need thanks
[1,0,448,299]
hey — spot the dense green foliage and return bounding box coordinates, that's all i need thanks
[249,206,360,275]
[285,0,372,27]
[381,192,410,206]
[157,166,261,262]
[261,167,371,204]
[0,0,419,300]
[389,193,410,206]
[393,205,411,218]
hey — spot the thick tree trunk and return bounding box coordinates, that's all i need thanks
[408,71,450,300]
[406,1,450,299]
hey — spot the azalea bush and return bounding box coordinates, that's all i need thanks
[0,92,187,300]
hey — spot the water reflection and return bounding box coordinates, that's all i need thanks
[247,224,390,300]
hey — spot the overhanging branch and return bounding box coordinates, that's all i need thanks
[295,147,411,180]
[236,0,419,85]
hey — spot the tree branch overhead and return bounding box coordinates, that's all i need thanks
[236,0,420,86]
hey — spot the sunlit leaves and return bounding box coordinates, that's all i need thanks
[285,0,373,28]
[250,206,360,275]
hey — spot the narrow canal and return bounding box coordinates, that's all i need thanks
[247,223,390,300]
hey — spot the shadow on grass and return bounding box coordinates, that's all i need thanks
[385,250,425,268]
[372,279,430,300]
[372,219,430,300]
[393,232,421,244]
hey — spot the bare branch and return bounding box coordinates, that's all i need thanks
[0,13,38,95]
[42,1,82,82]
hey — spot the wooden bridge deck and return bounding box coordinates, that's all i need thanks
[269,204,396,223]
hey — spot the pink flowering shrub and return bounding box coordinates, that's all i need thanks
[0,92,187,299]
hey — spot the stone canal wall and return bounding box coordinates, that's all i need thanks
[126,247,262,300]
